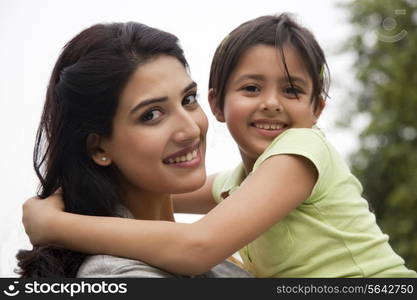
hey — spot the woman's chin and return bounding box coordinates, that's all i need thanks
[172,174,207,194]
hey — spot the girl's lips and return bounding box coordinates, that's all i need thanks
[250,123,288,137]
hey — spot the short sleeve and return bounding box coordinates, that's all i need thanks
[212,170,232,204]
[253,129,331,202]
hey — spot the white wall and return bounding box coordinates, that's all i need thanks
[0,0,357,276]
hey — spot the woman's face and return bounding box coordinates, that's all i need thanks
[99,55,208,195]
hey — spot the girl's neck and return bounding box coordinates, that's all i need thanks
[120,185,175,222]
[239,149,257,175]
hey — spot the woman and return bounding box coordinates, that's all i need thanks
[17,22,250,278]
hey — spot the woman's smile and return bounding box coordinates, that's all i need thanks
[101,55,208,195]
[163,142,202,168]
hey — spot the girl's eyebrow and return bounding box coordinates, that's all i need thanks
[130,81,197,114]
[279,76,308,87]
[234,74,264,85]
[234,74,308,88]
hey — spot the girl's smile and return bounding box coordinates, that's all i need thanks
[220,44,324,171]
[250,119,289,138]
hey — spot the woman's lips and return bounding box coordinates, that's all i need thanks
[163,142,202,168]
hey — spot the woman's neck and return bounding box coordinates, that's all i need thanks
[120,185,175,222]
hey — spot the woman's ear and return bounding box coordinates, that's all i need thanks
[208,88,225,122]
[86,133,112,166]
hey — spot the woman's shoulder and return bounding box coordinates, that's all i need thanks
[77,254,178,278]
[207,259,252,278]
[77,254,252,278]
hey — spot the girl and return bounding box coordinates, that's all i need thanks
[17,21,250,278]
[23,14,417,277]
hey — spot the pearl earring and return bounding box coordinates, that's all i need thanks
[101,157,107,161]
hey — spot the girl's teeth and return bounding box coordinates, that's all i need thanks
[254,123,284,130]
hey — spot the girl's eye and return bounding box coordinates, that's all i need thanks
[283,86,302,97]
[182,93,198,106]
[140,109,163,122]
[243,85,260,93]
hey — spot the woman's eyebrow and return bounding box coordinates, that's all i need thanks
[182,81,197,93]
[130,97,168,114]
[130,81,197,114]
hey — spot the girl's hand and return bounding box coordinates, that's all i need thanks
[22,193,65,246]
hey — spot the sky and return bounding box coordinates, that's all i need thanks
[0,0,360,277]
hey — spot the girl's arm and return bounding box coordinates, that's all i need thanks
[23,154,317,275]
[23,174,217,243]
[171,174,218,214]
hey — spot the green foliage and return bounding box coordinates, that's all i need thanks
[342,0,417,270]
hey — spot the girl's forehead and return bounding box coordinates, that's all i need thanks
[232,44,311,83]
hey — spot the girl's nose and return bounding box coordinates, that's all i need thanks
[260,93,282,113]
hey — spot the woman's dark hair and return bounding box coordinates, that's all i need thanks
[209,13,330,112]
[16,22,188,277]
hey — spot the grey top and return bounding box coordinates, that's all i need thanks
[77,206,252,278]
[77,255,252,278]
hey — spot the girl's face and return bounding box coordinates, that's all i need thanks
[98,55,208,196]
[220,44,324,170]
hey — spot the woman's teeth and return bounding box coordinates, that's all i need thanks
[166,150,197,164]
[253,123,286,130]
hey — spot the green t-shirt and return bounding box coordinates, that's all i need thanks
[213,128,417,277]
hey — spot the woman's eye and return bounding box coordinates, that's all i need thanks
[140,109,163,122]
[243,85,260,93]
[182,93,198,106]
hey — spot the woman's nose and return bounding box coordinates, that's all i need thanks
[172,110,201,145]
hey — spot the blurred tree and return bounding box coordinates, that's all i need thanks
[341,0,417,270]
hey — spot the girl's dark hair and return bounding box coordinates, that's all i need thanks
[16,22,188,277]
[209,13,330,112]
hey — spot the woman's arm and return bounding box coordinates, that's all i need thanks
[172,174,218,214]
[23,154,317,275]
